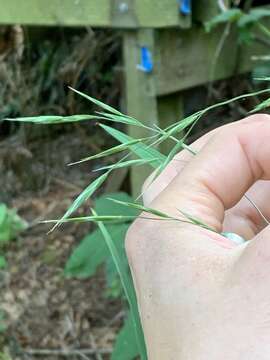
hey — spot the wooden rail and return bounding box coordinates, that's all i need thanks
[155,24,270,95]
[0,0,190,28]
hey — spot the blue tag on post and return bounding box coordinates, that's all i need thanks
[180,0,191,15]
[137,46,153,73]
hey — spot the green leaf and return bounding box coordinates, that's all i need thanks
[0,205,7,226]
[0,205,27,246]
[8,209,28,234]
[0,224,11,245]
[253,66,270,81]
[0,310,6,333]
[95,214,147,360]
[95,192,139,217]
[203,88,270,112]
[5,115,95,124]
[69,87,123,116]
[65,193,137,278]
[205,9,242,32]
[161,88,270,143]
[65,228,107,278]
[238,8,270,27]
[254,77,270,81]
[50,173,108,231]
[65,224,129,278]
[0,256,6,269]
[112,311,139,360]
[44,215,136,224]
[0,353,11,360]
[96,112,143,127]
[178,209,216,233]
[107,197,177,221]
[158,140,186,174]
[69,138,147,166]
[238,26,254,45]
[105,256,123,298]
[250,97,270,113]
[100,124,166,168]
[94,158,158,172]
[158,113,202,144]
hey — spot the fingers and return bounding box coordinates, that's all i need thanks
[142,115,261,207]
[152,115,270,232]
[142,133,211,206]
[223,180,270,239]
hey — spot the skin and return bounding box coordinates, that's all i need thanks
[126,115,270,359]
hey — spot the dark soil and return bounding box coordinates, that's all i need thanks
[0,26,124,360]
[0,126,124,360]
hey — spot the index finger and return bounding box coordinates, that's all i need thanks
[152,115,270,232]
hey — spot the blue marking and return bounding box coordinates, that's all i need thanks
[137,46,153,73]
[180,0,191,15]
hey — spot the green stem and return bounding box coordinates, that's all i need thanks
[257,22,270,39]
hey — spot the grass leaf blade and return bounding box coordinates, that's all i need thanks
[69,138,147,166]
[50,172,108,231]
[93,210,147,360]
[69,87,123,116]
[94,158,158,172]
[5,115,96,124]
[100,124,166,168]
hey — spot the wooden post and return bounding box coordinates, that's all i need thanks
[157,92,185,155]
[123,29,159,197]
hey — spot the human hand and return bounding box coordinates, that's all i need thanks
[126,115,270,359]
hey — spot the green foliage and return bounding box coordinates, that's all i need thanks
[0,204,27,270]
[0,352,11,360]
[65,227,109,278]
[6,114,95,124]
[65,192,137,279]
[0,256,6,270]
[69,138,148,166]
[69,87,123,116]
[0,354,10,360]
[112,312,139,360]
[205,7,270,32]
[0,310,6,334]
[205,9,242,32]
[238,8,270,28]
[96,214,146,359]
[250,97,270,113]
[99,124,166,168]
[105,256,123,298]
[65,192,142,359]
[205,6,270,45]
[0,204,27,246]
[50,173,109,231]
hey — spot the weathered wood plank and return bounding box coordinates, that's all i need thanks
[193,0,229,22]
[155,23,270,96]
[123,29,158,196]
[158,93,184,155]
[0,0,190,28]
[135,0,190,29]
[0,0,110,27]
